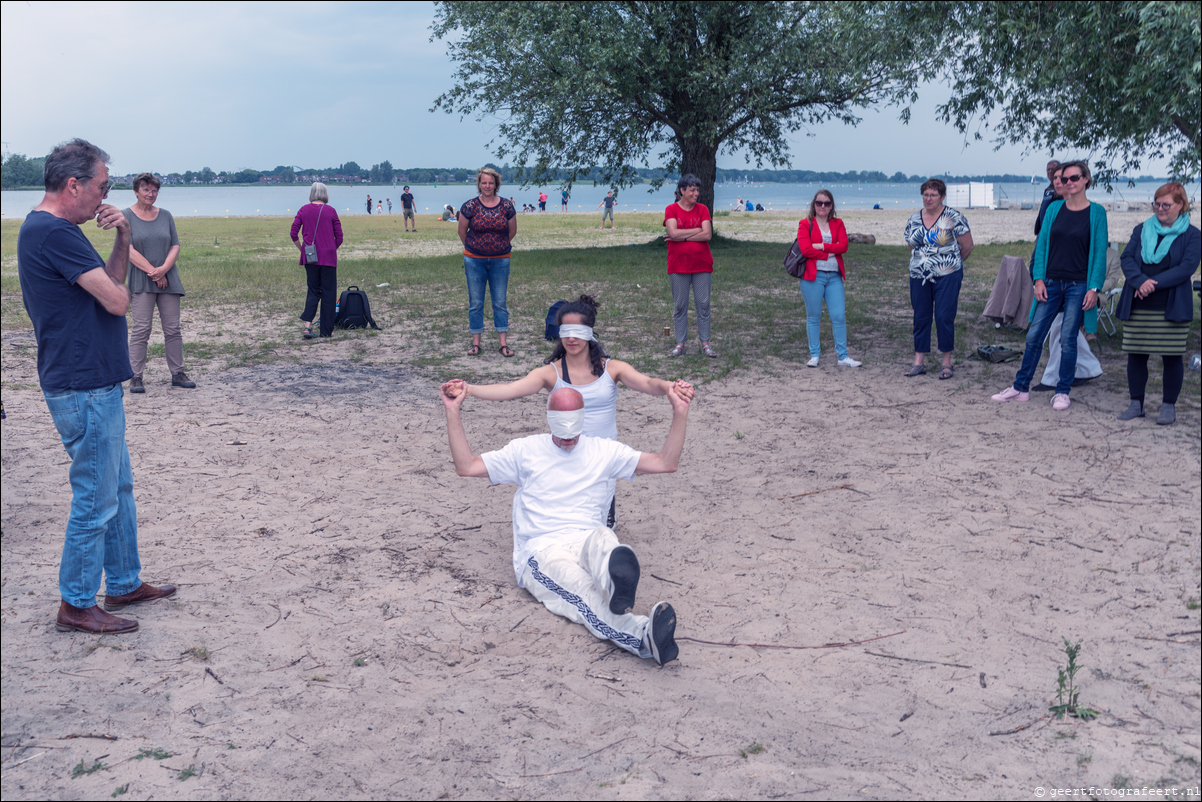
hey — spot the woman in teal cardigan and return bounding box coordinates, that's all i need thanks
[992,160,1108,411]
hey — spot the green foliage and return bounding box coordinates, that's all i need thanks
[370,160,394,184]
[177,764,198,781]
[1,153,46,189]
[111,784,129,797]
[432,1,932,211]
[133,747,172,761]
[934,0,1201,185]
[71,759,107,779]
[1049,638,1100,722]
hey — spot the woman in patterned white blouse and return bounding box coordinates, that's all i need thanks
[903,178,974,379]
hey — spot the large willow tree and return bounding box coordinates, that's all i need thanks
[933,0,1200,185]
[431,1,930,210]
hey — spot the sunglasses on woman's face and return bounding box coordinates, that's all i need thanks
[814,200,832,207]
[1061,173,1084,183]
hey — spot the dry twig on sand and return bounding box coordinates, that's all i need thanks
[678,630,904,650]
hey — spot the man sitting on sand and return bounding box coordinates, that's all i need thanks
[439,380,690,665]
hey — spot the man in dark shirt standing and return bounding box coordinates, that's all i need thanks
[17,138,176,635]
[401,186,416,233]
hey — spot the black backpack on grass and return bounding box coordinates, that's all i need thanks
[334,286,381,330]
[544,299,568,340]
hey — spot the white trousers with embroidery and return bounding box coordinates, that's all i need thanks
[521,527,652,659]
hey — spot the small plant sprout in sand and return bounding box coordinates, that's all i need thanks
[178,764,198,781]
[182,644,210,661]
[71,759,107,779]
[1049,638,1099,721]
[133,747,172,761]
[739,742,766,758]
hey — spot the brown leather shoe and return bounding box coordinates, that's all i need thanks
[56,601,139,634]
[102,582,177,611]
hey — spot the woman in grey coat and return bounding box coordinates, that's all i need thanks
[123,172,194,392]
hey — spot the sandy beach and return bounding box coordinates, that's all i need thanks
[2,319,1199,799]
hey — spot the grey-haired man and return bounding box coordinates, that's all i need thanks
[18,138,176,635]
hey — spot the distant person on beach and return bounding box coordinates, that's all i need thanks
[459,167,517,357]
[796,189,861,368]
[440,204,457,222]
[377,200,384,215]
[992,160,1107,411]
[365,194,372,214]
[1114,182,1200,426]
[386,198,392,214]
[439,380,689,666]
[664,174,716,358]
[903,178,973,380]
[561,189,570,211]
[538,191,548,212]
[596,190,616,229]
[452,294,695,528]
[123,172,195,393]
[401,186,416,232]
[17,138,176,634]
[291,182,344,339]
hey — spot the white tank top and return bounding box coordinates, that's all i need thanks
[552,358,618,440]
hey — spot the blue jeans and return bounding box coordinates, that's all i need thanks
[43,383,142,608]
[464,256,510,334]
[1013,280,1088,394]
[799,272,848,359]
[910,270,963,353]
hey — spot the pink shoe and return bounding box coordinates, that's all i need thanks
[1052,393,1071,411]
[991,387,1029,402]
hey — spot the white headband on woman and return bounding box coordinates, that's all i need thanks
[558,324,594,342]
[546,409,586,438]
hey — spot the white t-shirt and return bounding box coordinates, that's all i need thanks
[481,434,641,586]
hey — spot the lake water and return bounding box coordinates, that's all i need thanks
[1,181,1188,219]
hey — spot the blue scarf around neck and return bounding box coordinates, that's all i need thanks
[1140,212,1189,265]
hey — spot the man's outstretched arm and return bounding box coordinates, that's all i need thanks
[441,380,490,478]
[635,384,691,475]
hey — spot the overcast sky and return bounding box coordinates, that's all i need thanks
[0,1,1172,179]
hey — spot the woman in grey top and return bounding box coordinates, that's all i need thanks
[123,172,194,392]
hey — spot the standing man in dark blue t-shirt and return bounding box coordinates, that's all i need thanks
[400,186,416,232]
[17,138,176,635]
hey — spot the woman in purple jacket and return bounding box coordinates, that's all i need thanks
[291,182,344,338]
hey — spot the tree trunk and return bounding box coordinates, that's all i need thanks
[678,137,719,219]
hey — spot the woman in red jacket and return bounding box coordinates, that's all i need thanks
[797,190,861,367]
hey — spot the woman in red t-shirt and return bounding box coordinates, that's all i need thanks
[663,174,716,357]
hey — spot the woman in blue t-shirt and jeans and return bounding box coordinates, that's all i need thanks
[459,167,517,357]
[992,160,1108,411]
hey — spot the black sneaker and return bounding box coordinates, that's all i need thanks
[608,546,640,615]
[129,376,145,394]
[647,601,679,665]
[171,372,196,389]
